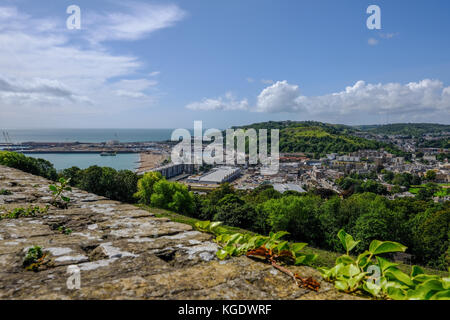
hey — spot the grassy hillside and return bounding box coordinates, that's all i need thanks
[356,123,450,137]
[232,121,400,155]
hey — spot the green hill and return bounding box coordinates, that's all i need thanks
[356,123,450,137]
[232,121,401,155]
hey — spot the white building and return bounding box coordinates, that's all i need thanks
[188,166,241,184]
[273,183,306,194]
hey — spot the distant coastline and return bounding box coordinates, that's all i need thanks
[1,128,176,144]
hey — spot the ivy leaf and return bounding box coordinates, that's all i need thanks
[376,256,399,273]
[410,265,425,278]
[215,248,229,259]
[318,267,332,280]
[356,251,371,268]
[295,254,317,266]
[363,281,381,297]
[386,287,407,300]
[334,280,349,292]
[341,264,360,278]
[337,229,360,253]
[416,279,445,292]
[412,274,439,283]
[347,273,366,291]
[276,241,289,253]
[384,268,414,287]
[291,242,307,253]
[269,231,289,241]
[226,234,241,245]
[429,290,450,300]
[336,255,354,265]
[443,277,450,290]
[209,221,222,230]
[195,221,211,231]
[368,240,407,255]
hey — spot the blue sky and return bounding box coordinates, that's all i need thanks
[0,0,449,129]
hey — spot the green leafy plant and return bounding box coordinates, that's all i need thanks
[195,220,320,291]
[57,225,72,235]
[0,188,12,195]
[0,205,48,220]
[195,220,317,265]
[23,246,46,272]
[58,226,72,235]
[319,229,450,300]
[49,178,72,208]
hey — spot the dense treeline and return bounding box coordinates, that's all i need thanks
[134,174,449,270]
[418,138,450,149]
[0,151,57,180]
[357,123,450,138]
[60,166,138,203]
[0,152,139,203]
[437,153,450,162]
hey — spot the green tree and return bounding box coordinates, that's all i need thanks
[134,171,163,204]
[425,170,436,181]
[150,180,194,215]
[416,183,440,201]
[213,194,257,230]
[60,167,81,186]
[261,195,323,245]
[382,170,394,183]
[0,151,57,180]
[412,208,449,269]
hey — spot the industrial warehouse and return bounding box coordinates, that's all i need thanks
[187,166,242,184]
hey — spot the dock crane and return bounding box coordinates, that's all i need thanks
[2,131,10,144]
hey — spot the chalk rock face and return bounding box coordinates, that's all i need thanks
[0,165,362,300]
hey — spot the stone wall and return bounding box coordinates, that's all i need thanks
[0,165,361,300]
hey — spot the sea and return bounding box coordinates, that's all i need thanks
[22,153,141,172]
[3,129,175,143]
[2,129,176,172]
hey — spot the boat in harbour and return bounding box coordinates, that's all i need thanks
[100,151,117,156]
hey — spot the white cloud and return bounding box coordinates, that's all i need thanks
[0,4,184,127]
[256,81,304,112]
[186,92,249,111]
[84,3,186,43]
[112,79,157,98]
[255,79,450,118]
[0,76,90,104]
[261,79,274,85]
[187,79,450,121]
[368,38,379,46]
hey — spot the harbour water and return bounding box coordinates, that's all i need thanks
[1,128,199,171]
[23,153,140,171]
